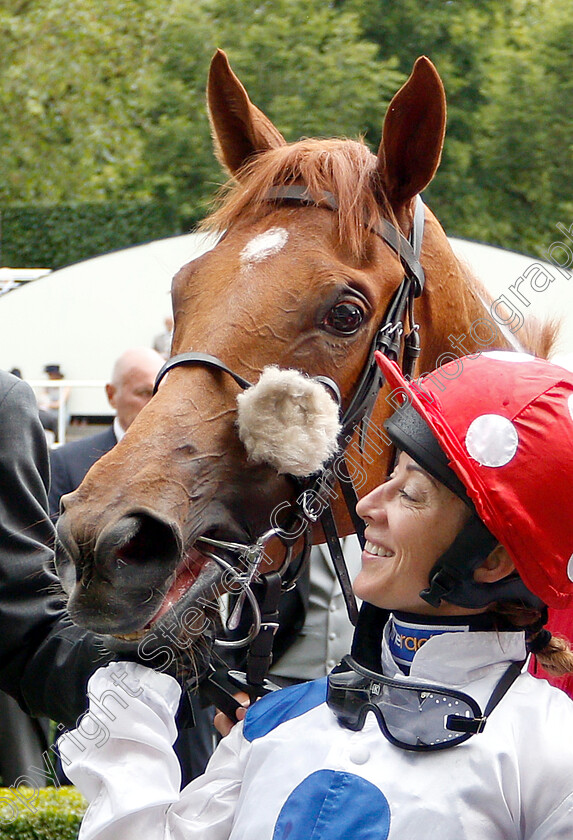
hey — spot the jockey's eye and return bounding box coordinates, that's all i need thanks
[323,301,365,335]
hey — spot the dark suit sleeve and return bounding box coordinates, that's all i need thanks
[0,375,108,726]
[48,426,116,521]
[48,445,73,520]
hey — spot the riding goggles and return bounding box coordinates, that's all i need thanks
[327,655,524,752]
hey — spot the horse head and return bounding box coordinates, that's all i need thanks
[55,51,554,653]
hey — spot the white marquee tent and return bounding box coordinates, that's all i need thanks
[1,232,571,417]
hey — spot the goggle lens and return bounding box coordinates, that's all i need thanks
[328,657,485,751]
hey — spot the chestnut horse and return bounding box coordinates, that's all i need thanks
[55,51,554,654]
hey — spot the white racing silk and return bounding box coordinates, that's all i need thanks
[60,631,573,840]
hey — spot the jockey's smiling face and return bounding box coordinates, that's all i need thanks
[354,452,474,615]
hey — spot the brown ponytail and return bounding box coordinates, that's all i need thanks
[489,602,573,677]
[526,629,573,677]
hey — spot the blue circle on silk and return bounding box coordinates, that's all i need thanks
[272,769,391,840]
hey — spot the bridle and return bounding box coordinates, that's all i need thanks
[153,188,426,707]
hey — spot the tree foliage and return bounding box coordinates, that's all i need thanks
[140,0,404,223]
[0,0,570,258]
[342,0,572,254]
[0,0,403,223]
[0,1,164,203]
[469,0,573,252]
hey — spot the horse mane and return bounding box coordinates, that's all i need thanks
[518,315,560,359]
[454,252,560,360]
[201,137,397,257]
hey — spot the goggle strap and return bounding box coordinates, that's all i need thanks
[446,658,525,734]
[483,658,525,716]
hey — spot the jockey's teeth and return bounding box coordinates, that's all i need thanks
[365,540,393,558]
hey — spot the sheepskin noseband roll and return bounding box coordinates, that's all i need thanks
[236,366,342,477]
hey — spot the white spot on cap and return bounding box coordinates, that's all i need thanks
[240,228,289,266]
[482,351,535,363]
[465,414,518,467]
[568,394,573,422]
[568,554,573,583]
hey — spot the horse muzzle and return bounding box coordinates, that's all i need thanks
[55,509,184,634]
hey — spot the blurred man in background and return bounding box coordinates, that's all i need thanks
[48,347,163,519]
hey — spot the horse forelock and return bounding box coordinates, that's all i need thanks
[201,137,397,258]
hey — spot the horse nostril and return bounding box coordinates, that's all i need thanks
[54,514,82,595]
[117,515,179,566]
[58,512,184,635]
[94,512,183,574]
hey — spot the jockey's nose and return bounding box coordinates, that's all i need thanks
[355,478,392,526]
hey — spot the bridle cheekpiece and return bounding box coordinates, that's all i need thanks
[153,189,426,709]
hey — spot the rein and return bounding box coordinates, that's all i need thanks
[153,191,426,708]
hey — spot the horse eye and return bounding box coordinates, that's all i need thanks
[323,301,365,335]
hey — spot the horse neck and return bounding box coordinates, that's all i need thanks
[327,212,501,538]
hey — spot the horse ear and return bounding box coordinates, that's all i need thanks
[207,49,286,176]
[377,56,446,209]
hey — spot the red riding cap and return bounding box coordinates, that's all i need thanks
[376,350,573,610]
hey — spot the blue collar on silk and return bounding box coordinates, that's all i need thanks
[389,611,498,674]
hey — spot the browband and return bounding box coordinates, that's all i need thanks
[265,186,425,296]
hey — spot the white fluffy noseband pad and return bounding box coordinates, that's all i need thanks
[236,366,341,477]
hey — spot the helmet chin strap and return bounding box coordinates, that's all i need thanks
[420,515,544,610]
[382,400,545,612]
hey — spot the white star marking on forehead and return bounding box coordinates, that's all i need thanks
[240,228,289,267]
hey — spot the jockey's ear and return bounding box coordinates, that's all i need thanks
[207,49,286,176]
[473,545,516,584]
[377,56,446,211]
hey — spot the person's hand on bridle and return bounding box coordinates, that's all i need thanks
[214,691,250,737]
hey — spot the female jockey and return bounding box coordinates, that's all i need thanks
[60,350,573,839]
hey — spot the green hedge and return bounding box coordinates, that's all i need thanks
[0,202,180,270]
[0,787,86,840]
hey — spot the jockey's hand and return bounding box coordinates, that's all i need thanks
[214,691,250,736]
